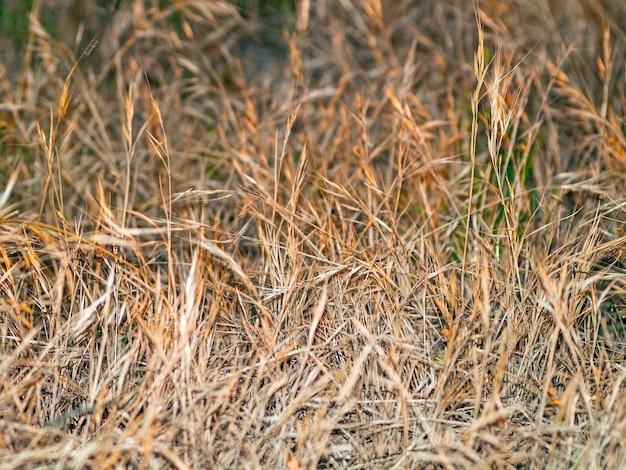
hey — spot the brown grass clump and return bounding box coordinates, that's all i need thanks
[1,0,625,468]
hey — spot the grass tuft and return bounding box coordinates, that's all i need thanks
[1,0,625,468]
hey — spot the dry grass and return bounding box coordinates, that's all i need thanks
[1,0,625,468]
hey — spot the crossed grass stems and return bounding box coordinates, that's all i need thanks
[0,0,625,468]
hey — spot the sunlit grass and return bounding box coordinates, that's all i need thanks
[0,0,625,468]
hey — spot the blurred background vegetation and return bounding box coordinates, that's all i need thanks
[0,0,297,73]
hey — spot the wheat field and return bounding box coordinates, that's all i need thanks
[0,0,625,468]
